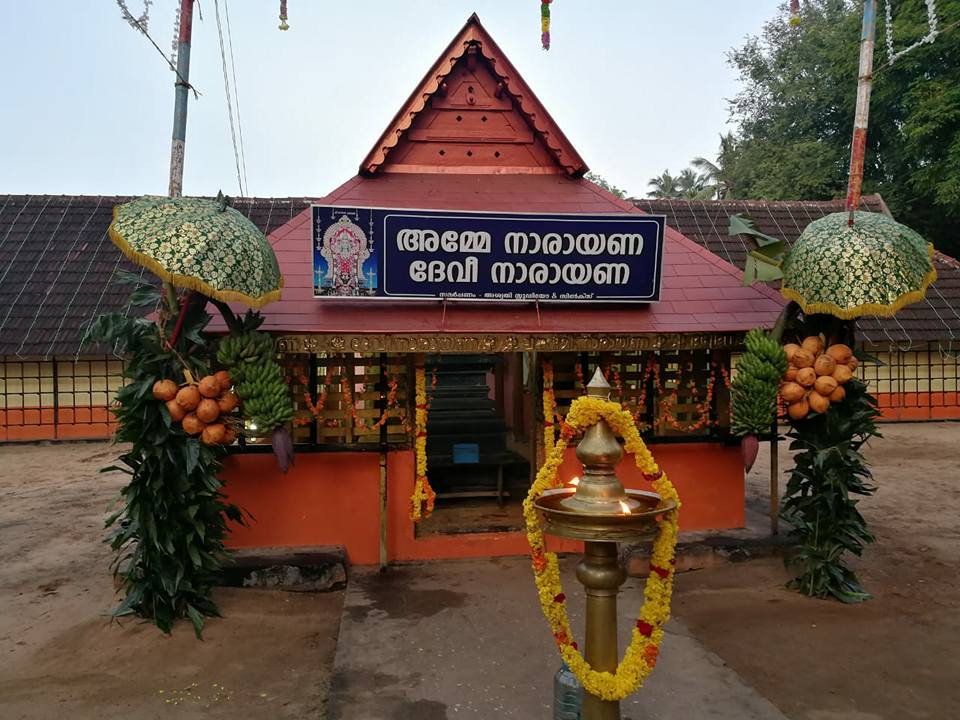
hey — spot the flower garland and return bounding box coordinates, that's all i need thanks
[410,366,436,521]
[540,0,551,50]
[542,360,557,455]
[523,395,680,701]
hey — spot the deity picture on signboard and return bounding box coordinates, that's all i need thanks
[314,213,378,296]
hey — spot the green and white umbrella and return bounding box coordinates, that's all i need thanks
[108,193,283,308]
[781,211,937,320]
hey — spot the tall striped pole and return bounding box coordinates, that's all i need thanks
[168,0,195,198]
[846,0,878,225]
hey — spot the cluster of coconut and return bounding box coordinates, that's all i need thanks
[780,336,859,420]
[152,371,240,446]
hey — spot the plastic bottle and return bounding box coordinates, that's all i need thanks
[553,661,583,719]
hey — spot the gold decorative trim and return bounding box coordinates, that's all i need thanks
[274,333,745,355]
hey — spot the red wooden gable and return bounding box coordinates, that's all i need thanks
[361,13,586,177]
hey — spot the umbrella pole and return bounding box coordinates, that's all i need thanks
[845,0,877,225]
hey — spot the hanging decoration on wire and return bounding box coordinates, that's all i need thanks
[540,0,551,50]
[279,0,290,31]
[884,0,939,64]
[117,0,152,33]
[170,1,182,71]
[789,0,801,26]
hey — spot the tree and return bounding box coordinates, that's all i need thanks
[647,170,680,198]
[726,0,960,257]
[692,132,739,199]
[677,168,713,199]
[585,172,627,199]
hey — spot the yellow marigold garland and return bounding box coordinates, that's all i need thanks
[523,395,681,701]
[410,366,436,521]
[542,360,557,455]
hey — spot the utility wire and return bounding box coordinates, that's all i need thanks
[214,0,246,197]
[121,12,200,98]
[223,0,249,195]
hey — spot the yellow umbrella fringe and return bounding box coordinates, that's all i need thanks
[108,215,284,310]
[780,243,938,320]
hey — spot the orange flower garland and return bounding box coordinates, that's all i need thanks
[410,366,436,521]
[524,394,680,700]
[542,360,557,455]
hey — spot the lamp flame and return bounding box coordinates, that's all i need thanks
[569,476,580,487]
[618,500,631,515]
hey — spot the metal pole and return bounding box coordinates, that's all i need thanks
[168,0,195,198]
[577,541,626,720]
[845,0,877,225]
[769,416,779,536]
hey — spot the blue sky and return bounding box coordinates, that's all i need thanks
[1,2,773,199]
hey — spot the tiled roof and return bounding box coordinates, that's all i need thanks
[0,195,309,358]
[360,14,586,177]
[630,195,960,346]
[208,173,784,336]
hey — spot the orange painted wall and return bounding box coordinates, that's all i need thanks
[874,392,960,421]
[220,440,744,565]
[0,406,117,442]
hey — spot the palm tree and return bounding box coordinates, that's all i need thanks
[677,168,712,199]
[647,170,680,198]
[692,132,738,199]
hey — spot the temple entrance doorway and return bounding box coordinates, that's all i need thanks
[415,353,532,537]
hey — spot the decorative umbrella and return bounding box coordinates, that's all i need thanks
[781,211,937,320]
[108,193,283,309]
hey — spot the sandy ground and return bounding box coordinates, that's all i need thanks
[0,443,343,720]
[675,422,960,720]
[1,422,957,719]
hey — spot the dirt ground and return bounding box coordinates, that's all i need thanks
[674,422,960,720]
[1,423,957,720]
[0,442,343,720]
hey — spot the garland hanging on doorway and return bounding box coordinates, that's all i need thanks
[523,395,680,700]
[410,366,436,521]
[542,360,557,454]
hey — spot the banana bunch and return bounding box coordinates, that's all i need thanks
[216,331,275,384]
[731,329,788,437]
[216,331,293,432]
[234,358,294,431]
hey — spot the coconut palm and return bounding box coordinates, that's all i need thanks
[692,132,738,199]
[677,168,713,199]
[647,170,680,198]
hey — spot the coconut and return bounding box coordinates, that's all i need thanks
[780,381,806,403]
[215,370,232,392]
[198,375,221,399]
[792,349,815,369]
[832,365,853,385]
[181,413,206,436]
[165,399,186,423]
[217,391,239,414]
[783,366,799,382]
[783,343,801,362]
[787,397,810,420]
[222,426,238,445]
[814,375,838,396]
[846,356,859,371]
[796,367,816,388]
[201,423,227,446]
[826,343,853,364]
[829,385,846,403]
[196,398,221,423]
[152,379,178,402]
[813,354,837,377]
[801,335,824,356]
[808,391,831,414]
[175,385,201,411]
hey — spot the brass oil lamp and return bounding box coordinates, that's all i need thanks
[534,369,676,720]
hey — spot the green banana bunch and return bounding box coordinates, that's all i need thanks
[217,331,294,432]
[731,328,788,437]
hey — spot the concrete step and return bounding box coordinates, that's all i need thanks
[218,545,348,592]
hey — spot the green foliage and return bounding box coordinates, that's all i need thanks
[781,378,881,603]
[84,279,244,637]
[726,0,960,257]
[730,329,788,436]
[729,214,787,285]
[585,172,628,199]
